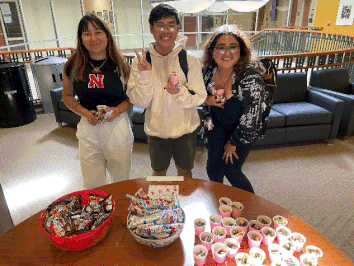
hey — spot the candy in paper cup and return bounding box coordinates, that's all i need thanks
[222,217,236,236]
[282,256,300,266]
[230,225,245,244]
[268,243,282,262]
[273,215,288,229]
[212,225,227,243]
[170,72,179,85]
[211,242,228,264]
[224,237,240,258]
[300,253,318,266]
[193,244,208,266]
[261,226,276,246]
[279,240,295,258]
[276,226,291,243]
[235,217,249,234]
[248,220,263,233]
[199,231,214,251]
[194,218,206,236]
[209,214,222,230]
[257,215,272,227]
[247,231,263,248]
[249,247,266,265]
[231,201,244,218]
[290,232,306,252]
[219,204,232,218]
[219,197,232,206]
[235,252,250,266]
[305,245,323,260]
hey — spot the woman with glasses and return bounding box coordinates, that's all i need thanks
[62,14,133,189]
[201,24,270,194]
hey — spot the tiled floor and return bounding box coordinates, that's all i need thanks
[1,112,353,261]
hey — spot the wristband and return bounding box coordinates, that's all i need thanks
[117,105,121,116]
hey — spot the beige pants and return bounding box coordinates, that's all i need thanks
[76,112,133,189]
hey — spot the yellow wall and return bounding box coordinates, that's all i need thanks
[314,0,354,36]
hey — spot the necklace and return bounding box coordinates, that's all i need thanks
[89,58,107,73]
[216,70,233,88]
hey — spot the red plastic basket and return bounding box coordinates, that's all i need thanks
[39,189,115,251]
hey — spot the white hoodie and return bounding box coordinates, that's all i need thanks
[127,36,207,139]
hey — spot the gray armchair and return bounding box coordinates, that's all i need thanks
[309,68,354,137]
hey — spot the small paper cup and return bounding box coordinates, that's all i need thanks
[209,214,222,230]
[276,226,292,243]
[247,231,263,248]
[169,72,180,85]
[231,201,244,218]
[199,231,214,251]
[222,217,236,236]
[290,232,306,252]
[282,256,300,266]
[193,244,208,266]
[224,237,240,258]
[273,215,288,229]
[219,197,232,206]
[268,243,282,262]
[219,204,232,218]
[194,218,206,236]
[230,225,245,244]
[249,247,266,265]
[300,253,318,266]
[261,226,276,246]
[306,245,323,260]
[211,242,228,264]
[235,252,250,266]
[257,215,272,227]
[235,217,249,234]
[248,220,263,233]
[212,225,227,243]
[279,240,295,258]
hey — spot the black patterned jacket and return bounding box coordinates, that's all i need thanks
[202,64,271,146]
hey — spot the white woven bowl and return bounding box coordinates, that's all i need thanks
[127,209,185,248]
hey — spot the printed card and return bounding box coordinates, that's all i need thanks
[148,185,179,200]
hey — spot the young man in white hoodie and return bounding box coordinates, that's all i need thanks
[127,4,207,178]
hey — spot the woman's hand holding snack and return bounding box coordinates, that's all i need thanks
[206,95,224,108]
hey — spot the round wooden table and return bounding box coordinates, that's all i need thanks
[0,178,351,265]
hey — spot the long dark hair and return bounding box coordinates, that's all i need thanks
[64,14,129,82]
[201,24,263,73]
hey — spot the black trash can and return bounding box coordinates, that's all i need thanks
[0,62,37,127]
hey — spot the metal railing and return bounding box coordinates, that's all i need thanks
[251,29,354,82]
[0,47,75,63]
[250,29,354,56]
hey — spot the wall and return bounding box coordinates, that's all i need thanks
[21,0,81,49]
[314,0,354,36]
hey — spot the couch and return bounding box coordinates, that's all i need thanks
[253,72,344,147]
[50,87,204,146]
[309,68,354,137]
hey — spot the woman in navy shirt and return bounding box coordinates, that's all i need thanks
[62,14,133,189]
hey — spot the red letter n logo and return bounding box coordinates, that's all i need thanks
[88,74,104,88]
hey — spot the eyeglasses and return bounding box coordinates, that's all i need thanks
[214,44,240,55]
[154,23,177,32]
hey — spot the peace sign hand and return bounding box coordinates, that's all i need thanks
[134,49,152,71]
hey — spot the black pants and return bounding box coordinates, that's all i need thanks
[206,127,255,194]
